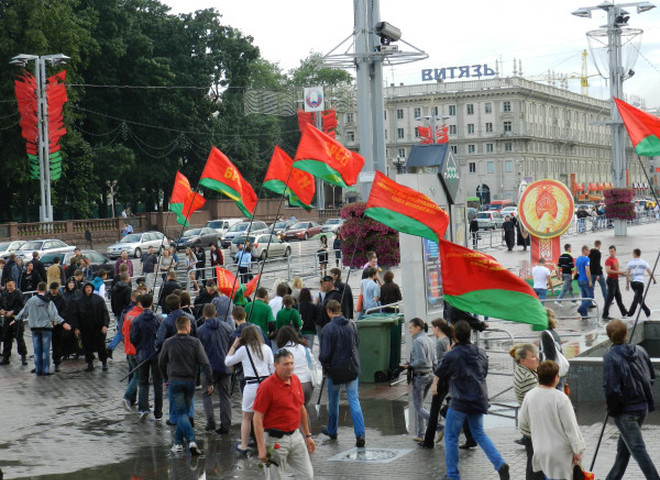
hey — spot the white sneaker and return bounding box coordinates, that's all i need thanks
[121,398,132,412]
[554,301,561,306]
[189,441,202,456]
[171,443,184,454]
[138,411,149,423]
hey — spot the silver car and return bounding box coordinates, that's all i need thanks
[229,234,291,259]
[106,231,169,259]
[0,241,25,258]
[15,239,75,259]
[220,221,269,248]
[321,218,344,234]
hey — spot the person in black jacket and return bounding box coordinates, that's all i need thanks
[47,282,68,372]
[31,252,47,284]
[62,277,82,359]
[589,240,608,302]
[316,276,342,337]
[130,293,163,422]
[503,215,515,251]
[330,268,353,320]
[602,319,659,479]
[469,215,479,249]
[194,246,206,282]
[106,272,132,358]
[21,261,39,293]
[158,270,182,313]
[75,282,110,371]
[0,280,26,365]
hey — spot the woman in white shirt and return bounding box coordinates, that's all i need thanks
[275,326,313,404]
[225,325,274,455]
[519,360,585,480]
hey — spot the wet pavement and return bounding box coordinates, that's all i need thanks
[2,219,660,479]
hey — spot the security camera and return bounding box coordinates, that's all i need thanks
[374,22,402,45]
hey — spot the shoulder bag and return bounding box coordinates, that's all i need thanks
[540,330,570,377]
[305,347,321,389]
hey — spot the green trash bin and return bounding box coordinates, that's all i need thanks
[356,314,403,383]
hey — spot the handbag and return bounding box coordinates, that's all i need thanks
[328,357,359,384]
[355,293,363,313]
[305,347,321,389]
[540,330,570,377]
[572,464,595,480]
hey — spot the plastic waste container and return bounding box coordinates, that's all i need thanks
[356,313,404,383]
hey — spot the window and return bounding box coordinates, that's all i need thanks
[468,144,476,154]
[503,101,511,112]
[384,111,387,120]
[414,107,421,118]
[397,128,405,139]
[467,124,475,134]
[414,127,420,138]
[504,121,512,133]
[485,103,492,114]
[469,162,476,173]
[347,131,355,142]
[433,106,439,116]
[487,161,495,173]
[505,160,514,172]
[485,122,493,133]
[449,105,456,116]
[398,148,406,158]
[346,113,354,123]
[505,142,512,151]
[486,143,494,153]
[467,104,474,115]
[449,125,457,135]
[450,145,458,154]
[384,130,388,140]
[396,109,404,119]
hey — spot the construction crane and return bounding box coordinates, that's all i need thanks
[517,50,600,96]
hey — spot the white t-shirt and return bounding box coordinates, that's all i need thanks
[627,258,649,283]
[532,265,551,289]
[269,296,283,317]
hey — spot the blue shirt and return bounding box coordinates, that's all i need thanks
[361,279,380,312]
[235,250,251,267]
[575,255,590,282]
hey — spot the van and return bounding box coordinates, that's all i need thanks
[488,199,514,211]
[205,218,244,236]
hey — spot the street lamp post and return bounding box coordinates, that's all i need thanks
[10,53,69,223]
[572,1,655,236]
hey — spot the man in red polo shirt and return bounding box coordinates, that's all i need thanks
[602,245,628,321]
[253,348,315,479]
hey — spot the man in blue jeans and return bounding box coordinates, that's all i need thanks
[603,319,659,480]
[435,320,509,480]
[575,245,593,320]
[319,300,366,448]
[159,314,213,455]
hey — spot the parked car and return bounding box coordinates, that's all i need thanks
[220,221,269,248]
[476,211,505,230]
[270,220,295,239]
[15,239,76,260]
[106,231,169,259]
[284,221,323,241]
[499,206,518,217]
[204,218,244,237]
[229,234,291,259]
[321,218,344,234]
[40,249,112,276]
[0,241,25,259]
[173,227,219,251]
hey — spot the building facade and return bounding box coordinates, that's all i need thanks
[337,76,649,204]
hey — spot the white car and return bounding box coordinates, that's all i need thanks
[229,234,291,259]
[0,241,25,259]
[220,221,269,248]
[106,231,169,259]
[204,218,244,237]
[321,218,344,234]
[15,239,75,259]
[500,206,518,217]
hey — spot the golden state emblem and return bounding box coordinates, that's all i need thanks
[518,179,574,238]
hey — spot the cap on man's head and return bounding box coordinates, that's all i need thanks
[321,275,334,283]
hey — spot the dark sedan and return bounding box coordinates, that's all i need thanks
[40,250,112,276]
[283,221,322,241]
[173,227,219,251]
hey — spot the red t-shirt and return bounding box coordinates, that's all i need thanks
[252,373,304,431]
[122,305,143,355]
[605,256,620,279]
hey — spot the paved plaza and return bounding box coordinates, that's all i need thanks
[2,220,660,479]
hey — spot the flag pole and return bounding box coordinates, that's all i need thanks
[339,213,368,312]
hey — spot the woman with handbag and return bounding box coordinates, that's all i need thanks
[225,325,274,456]
[519,360,586,480]
[404,318,435,442]
[276,326,315,405]
[539,308,568,390]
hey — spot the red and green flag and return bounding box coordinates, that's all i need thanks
[364,171,449,242]
[438,239,547,330]
[614,97,660,156]
[169,172,206,227]
[293,123,364,189]
[264,146,315,210]
[199,147,258,218]
[215,266,238,297]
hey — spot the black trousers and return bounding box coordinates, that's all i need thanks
[523,435,546,480]
[628,281,650,317]
[80,330,107,363]
[423,392,444,447]
[603,277,627,318]
[2,319,27,359]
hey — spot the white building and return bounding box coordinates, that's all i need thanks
[336,76,649,204]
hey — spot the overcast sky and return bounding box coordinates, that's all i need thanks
[164,0,660,108]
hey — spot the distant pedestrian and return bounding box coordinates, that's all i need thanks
[602,319,659,480]
[75,282,110,372]
[625,248,656,319]
[435,320,510,480]
[380,270,402,313]
[194,245,206,281]
[275,295,301,334]
[469,215,479,249]
[319,300,366,448]
[404,318,435,442]
[359,267,380,319]
[159,314,213,456]
[518,361,585,480]
[297,288,318,349]
[330,268,353,320]
[275,326,314,405]
[531,258,551,301]
[602,245,628,320]
[121,291,143,411]
[0,280,26,365]
[575,245,593,320]
[140,246,158,292]
[333,232,342,267]
[252,347,315,480]
[317,234,329,277]
[46,256,65,289]
[555,244,575,304]
[589,240,608,302]
[503,215,515,251]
